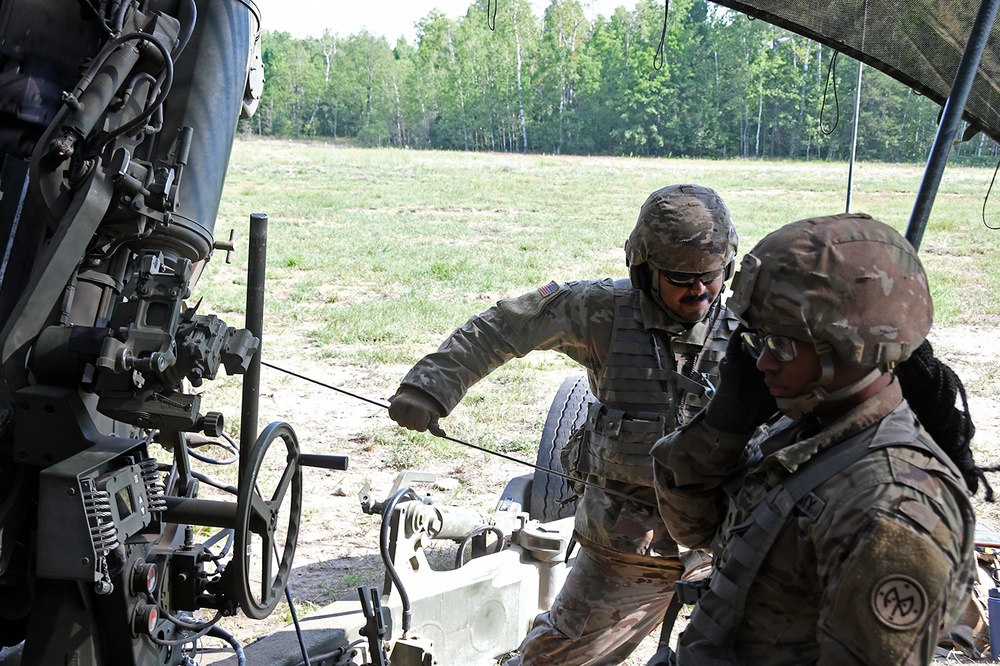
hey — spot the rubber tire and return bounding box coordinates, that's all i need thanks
[530,373,595,522]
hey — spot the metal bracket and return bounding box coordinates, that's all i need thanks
[357,586,390,666]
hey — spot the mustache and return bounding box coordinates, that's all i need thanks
[680,292,712,305]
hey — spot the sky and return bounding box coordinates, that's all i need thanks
[252,0,630,45]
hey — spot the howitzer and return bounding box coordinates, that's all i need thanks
[0,1,317,663]
[0,3,582,665]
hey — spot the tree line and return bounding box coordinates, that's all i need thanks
[243,0,999,163]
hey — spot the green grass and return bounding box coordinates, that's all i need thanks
[193,141,1000,661]
[204,141,1000,345]
[196,139,1000,464]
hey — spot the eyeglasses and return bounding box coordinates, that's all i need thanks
[659,268,726,287]
[741,330,798,363]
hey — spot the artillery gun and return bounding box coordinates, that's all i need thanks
[0,1,308,663]
[4,0,1000,665]
[0,2,578,664]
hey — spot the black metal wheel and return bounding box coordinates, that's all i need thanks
[231,421,302,619]
[530,373,595,522]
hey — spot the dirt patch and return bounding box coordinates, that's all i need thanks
[195,323,1000,665]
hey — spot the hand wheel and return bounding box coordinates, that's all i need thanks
[230,421,302,619]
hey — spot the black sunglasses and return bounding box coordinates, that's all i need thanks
[659,267,726,287]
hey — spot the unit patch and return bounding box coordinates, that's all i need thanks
[871,575,927,630]
[823,511,948,662]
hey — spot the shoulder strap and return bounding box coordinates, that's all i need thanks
[684,421,896,654]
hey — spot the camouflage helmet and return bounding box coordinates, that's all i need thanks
[728,213,932,368]
[625,184,738,277]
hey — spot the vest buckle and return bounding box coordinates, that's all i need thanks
[675,578,710,605]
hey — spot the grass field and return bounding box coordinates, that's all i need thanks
[188,140,1000,663]
[206,138,1000,341]
[196,139,1000,455]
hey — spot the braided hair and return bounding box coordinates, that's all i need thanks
[895,339,993,501]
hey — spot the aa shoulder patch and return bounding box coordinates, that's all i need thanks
[538,280,559,297]
[823,511,949,662]
[871,575,927,630]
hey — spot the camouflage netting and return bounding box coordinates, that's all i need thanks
[712,0,1000,143]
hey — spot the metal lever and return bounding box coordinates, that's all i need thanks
[298,454,349,471]
[357,586,389,666]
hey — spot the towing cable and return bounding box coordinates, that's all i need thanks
[261,360,660,510]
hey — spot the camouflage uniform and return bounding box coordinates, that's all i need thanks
[394,185,739,666]
[650,213,977,665]
[652,383,975,664]
[401,284,736,665]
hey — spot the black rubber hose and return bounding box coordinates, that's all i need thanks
[454,526,506,569]
[379,487,419,633]
[207,625,246,666]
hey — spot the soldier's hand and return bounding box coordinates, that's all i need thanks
[705,326,777,433]
[388,386,442,432]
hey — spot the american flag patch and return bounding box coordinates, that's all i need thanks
[538,281,559,296]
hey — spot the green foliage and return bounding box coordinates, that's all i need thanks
[201,142,1000,368]
[197,144,1000,495]
[242,3,1000,161]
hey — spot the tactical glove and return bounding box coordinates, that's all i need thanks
[704,326,777,434]
[388,386,443,432]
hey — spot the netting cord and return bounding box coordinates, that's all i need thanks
[819,50,841,135]
[982,155,1000,230]
[654,0,670,71]
[487,0,498,30]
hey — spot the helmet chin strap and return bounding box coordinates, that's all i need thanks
[775,347,883,420]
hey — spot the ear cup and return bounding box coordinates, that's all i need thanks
[629,263,651,290]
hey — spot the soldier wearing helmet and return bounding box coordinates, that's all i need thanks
[389,184,740,665]
[650,213,976,665]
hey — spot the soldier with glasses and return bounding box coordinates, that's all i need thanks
[651,213,977,665]
[388,184,739,665]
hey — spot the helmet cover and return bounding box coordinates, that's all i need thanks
[625,184,738,274]
[728,213,932,367]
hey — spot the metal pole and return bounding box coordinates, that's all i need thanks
[241,213,267,481]
[846,60,863,213]
[906,0,1000,250]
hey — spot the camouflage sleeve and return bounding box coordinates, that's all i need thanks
[814,453,976,664]
[650,412,750,550]
[399,279,615,415]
